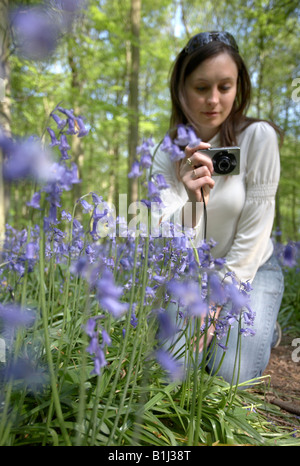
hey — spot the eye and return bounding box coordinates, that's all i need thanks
[220,84,232,92]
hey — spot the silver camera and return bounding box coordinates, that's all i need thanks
[201,146,240,176]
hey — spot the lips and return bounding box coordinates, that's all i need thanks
[203,111,219,116]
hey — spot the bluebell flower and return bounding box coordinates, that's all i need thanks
[56,106,75,120]
[167,279,208,317]
[96,269,129,318]
[147,181,163,204]
[156,310,178,342]
[153,174,169,190]
[92,348,107,375]
[160,134,173,154]
[50,112,67,130]
[140,153,152,168]
[59,134,71,152]
[46,127,60,147]
[102,329,112,346]
[240,328,256,337]
[155,349,184,382]
[66,117,77,135]
[10,6,60,60]
[27,191,41,209]
[61,209,72,222]
[208,273,227,306]
[90,192,103,205]
[128,160,143,178]
[2,135,55,183]
[25,242,37,260]
[168,144,185,162]
[79,198,93,212]
[84,318,97,337]
[282,242,297,268]
[76,116,89,137]
[137,137,154,168]
[0,304,35,329]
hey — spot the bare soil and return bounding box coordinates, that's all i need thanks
[255,334,300,436]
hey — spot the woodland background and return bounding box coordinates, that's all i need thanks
[0,0,299,242]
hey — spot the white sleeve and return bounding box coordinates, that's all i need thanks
[224,122,280,283]
[150,145,186,226]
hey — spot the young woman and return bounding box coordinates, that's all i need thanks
[151,31,284,385]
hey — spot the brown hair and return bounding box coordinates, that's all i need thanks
[169,39,282,147]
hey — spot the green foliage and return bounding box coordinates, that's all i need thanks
[0,0,299,447]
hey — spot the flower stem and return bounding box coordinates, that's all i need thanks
[39,225,71,446]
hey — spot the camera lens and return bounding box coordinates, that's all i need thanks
[212,150,237,175]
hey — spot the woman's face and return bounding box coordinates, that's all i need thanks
[184,52,238,141]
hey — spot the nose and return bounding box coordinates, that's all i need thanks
[207,86,219,106]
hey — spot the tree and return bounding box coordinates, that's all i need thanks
[127,0,141,205]
[0,0,11,243]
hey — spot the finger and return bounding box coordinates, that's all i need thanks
[191,152,214,174]
[184,142,211,158]
[192,165,212,180]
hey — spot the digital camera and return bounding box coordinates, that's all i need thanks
[201,146,240,176]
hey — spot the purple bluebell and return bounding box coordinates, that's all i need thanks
[208,273,227,306]
[27,191,41,209]
[85,244,96,263]
[156,310,178,342]
[61,209,72,222]
[86,334,99,354]
[167,279,208,317]
[282,242,297,268]
[25,242,37,260]
[65,117,77,135]
[137,138,154,168]
[101,329,112,346]
[2,136,55,183]
[128,160,143,179]
[59,134,71,152]
[160,134,173,154]
[147,181,163,205]
[76,116,89,137]
[79,198,93,212]
[153,174,169,190]
[92,348,107,375]
[50,112,67,130]
[96,269,129,318]
[90,192,103,205]
[56,106,75,120]
[140,152,152,168]
[46,127,60,147]
[0,304,35,337]
[155,349,184,382]
[10,6,60,60]
[174,124,191,146]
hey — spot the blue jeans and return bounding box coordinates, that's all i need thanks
[164,253,284,387]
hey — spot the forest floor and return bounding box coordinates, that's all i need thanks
[253,333,300,439]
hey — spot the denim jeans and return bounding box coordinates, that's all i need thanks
[164,253,284,387]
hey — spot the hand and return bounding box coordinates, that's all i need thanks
[192,305,222,353]
[179,141,215,204]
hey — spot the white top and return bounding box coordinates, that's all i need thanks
[150,121,280,283]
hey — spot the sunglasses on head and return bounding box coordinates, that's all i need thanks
[184,31,239,54]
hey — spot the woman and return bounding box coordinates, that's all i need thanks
[151,31,284,385]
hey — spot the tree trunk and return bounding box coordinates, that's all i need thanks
[127,0,141,205]
[0,0,11,245]
[68,42,83,205]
